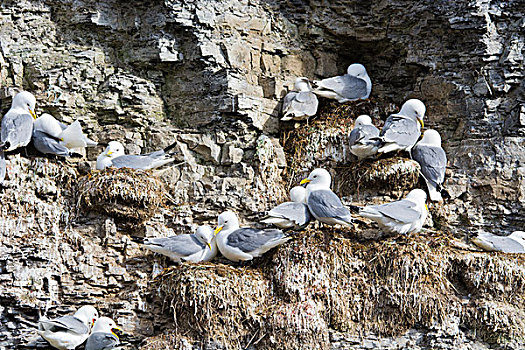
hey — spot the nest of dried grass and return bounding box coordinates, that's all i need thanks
[334,157,420,198]
[146,229,525,349]
[271,229,525,344]
[151,263,269,349]
[77,168,165,222]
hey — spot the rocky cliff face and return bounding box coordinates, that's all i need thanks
[0,0,524,349]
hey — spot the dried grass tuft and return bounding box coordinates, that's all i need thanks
[77,168,165,222]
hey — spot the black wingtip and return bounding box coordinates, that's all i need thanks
[163,140,178,154]
[347,205,361,214]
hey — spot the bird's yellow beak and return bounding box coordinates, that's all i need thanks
[300,178,311,185]
[107,151,113,156]
[111,326,123,339]
[29,109,37,119]
[214,226,223,235]
[425,204,428,211]
[418,119,424,129]
[207,242,212,250]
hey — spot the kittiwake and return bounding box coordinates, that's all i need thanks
[261,186,311,229]
[472,231,525,253]
[143,225,217,263]
[412,129,447,201]
[1,91,37,152]
[376,99,426,154]
[281,77,319,121]
[348,115,380,159]
[214,211,290,262]
[37,305,98,350]
[96,141,177,170]
[85,317,122,350]
[312,63,372,103]
[358,189,428,234]
[300,168,355,226]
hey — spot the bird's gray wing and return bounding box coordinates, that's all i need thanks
[412,145,447,187]
[141,149,166,158]
[40,315,89,334]
[291,92,318,116]
[85,332,120,350]
[144,235,204,256]
[268,202,310,226]
[1,113,34,149]
[308,189,352,220]
[32,130,71,157]
[348,127,366,146]
[0,150,5,184]
[282,92,298,115]
[317,75,367,100]
[373,199,421,223]
[226,228,285,253]
[476,234,525,253]
[58,122,68,130]
[379,114,420,148]
[111,155,154,169]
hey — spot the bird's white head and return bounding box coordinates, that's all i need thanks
[405,189,428,204]
[346,63,368,78]
[510,231,525,241]
[74,305,99,328]
[300,168,332,189]
[354,115,373,127]
[289,186,307,203]
[104,141,125,159]
[195,225,214,249]
[294,77,312,92]
[420,129,442,147]
[12,91,37,119]
[400,99,426,127]
[215,211,240,235]
[92,316,119,333]
[34,113,63,137]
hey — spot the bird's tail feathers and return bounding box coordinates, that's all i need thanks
[0,149,6,185]
[59,120,86,148]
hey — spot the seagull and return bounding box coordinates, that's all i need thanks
[472,231,525,253]
[348,115,380,159]
[143,225,217,263]
[1,91,37,183]
[300,168,355,226]
[32,113,97,157]
[85,317,122,350]
[281,77,319,121]
[312,63,372,103]
[96,141,177,170]
[412,129,447,201]
[1,91,37,152]
[358,189,428,235]
[214,211,290,262]
[376,99,426,155]
[261,186,311,230]
[37,305,98,350]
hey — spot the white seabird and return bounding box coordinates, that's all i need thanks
[358,189,428,235]
[84,316,122,350]
[348,115,380,159]
[143,225,217,263]
[214,211,290,262]
[261,186,311,230]
[281,77,319,121]
[300,168,355,226]
[96,141,177,170]
[376,99,426,155]
[37,305,98,350]
[412,129,447,201]
[472,231,525,253]
[312,63,372,103]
